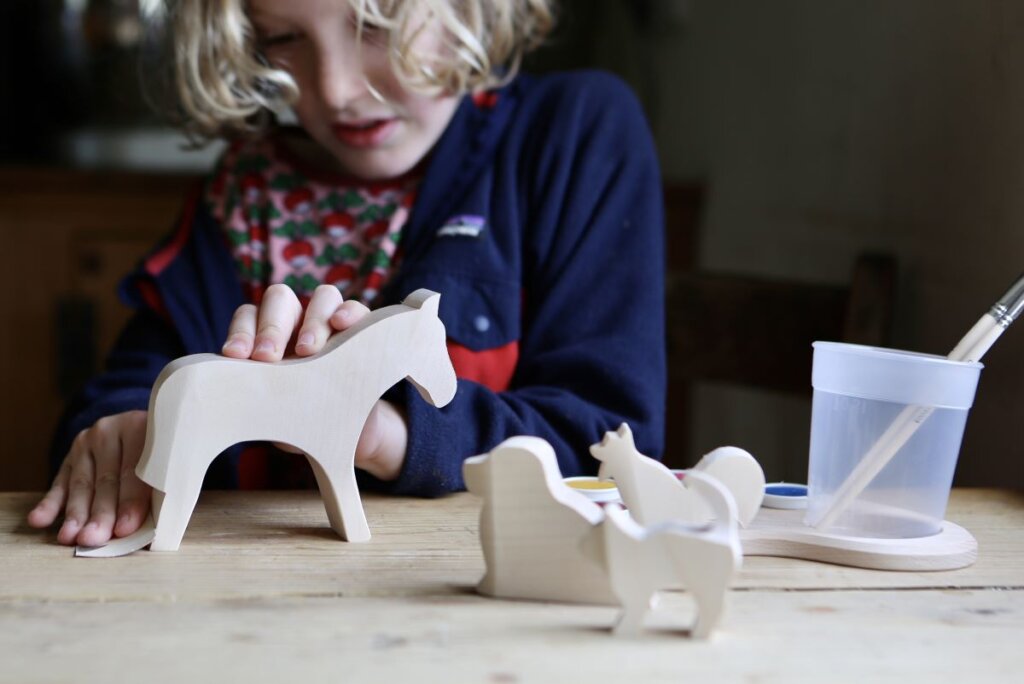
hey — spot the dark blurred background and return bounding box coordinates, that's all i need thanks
[1,0,1021,493]
[0,0,214,168]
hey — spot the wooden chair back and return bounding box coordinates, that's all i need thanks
[662,182,897,470]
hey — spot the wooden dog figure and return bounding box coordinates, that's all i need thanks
[463,436,617,605]
[136,289,457,550]
[591,423,765,527]
[582,470,742,638]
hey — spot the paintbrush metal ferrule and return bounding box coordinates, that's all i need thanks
[990,272,1024,328]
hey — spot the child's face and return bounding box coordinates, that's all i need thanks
[249,0,461,180]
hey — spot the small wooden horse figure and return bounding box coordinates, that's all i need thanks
[136,289,457,550]
[582,471,742,638]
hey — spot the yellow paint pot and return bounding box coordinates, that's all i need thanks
[563,476,622,505]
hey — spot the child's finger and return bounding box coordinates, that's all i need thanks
[295,285,344,356]
[253,284,302,362]
[222,304,258,358]
[78,444,121,547]
[115,414,152,538]
[58,455,95,545]
[115,478,151,538]
[330,299,371,332]
[27,461,71,528]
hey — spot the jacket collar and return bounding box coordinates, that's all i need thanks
[380,76,523,303]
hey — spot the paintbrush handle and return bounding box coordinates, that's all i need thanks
[807,403,933,529]
[958,314,1005,362]
[948,313,999,360]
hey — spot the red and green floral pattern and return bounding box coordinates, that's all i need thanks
[206,139,417,305]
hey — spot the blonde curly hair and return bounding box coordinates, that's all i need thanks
[145,0,556,139]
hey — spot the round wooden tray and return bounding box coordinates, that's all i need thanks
[741,506,977,571]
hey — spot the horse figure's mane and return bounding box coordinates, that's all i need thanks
[279,297,423,366]
[150,292,441,404]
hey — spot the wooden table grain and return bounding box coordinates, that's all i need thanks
[2,489,1022,683]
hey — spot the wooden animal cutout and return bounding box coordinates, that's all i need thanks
[136,289,457,551]
[463,436,617,605]
[591,424,707,525]
[689,446,766,527]
[591,423,764,527]
[581,470,742,639]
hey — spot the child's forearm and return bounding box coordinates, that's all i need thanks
[354,400,409,482]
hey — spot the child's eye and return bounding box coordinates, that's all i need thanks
[349,15,388,45]
[257,31,303,49]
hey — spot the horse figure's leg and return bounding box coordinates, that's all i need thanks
[149,476,204,551]
[613,600,648,636]
[688,582,723,640]
[307,456,370,542]
[679,546,730,639]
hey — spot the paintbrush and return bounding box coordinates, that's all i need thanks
[807,271,1024,530]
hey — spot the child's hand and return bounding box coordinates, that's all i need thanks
[27,410,151,546]
[221,283,370,361]
[220,284,409,481]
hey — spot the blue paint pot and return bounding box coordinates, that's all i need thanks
[762,482,809,509]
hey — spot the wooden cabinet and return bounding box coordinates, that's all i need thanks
[0,169,197,491]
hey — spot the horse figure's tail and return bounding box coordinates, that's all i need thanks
[135,359,194,489]
[678,470,740,539]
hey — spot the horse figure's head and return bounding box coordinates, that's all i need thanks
[402,289,458,409]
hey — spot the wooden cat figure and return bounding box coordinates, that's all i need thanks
[591,423,765,527]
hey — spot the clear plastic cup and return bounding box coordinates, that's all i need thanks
[805,342,983,538]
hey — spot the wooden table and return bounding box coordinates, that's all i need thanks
[2,489,1022,683]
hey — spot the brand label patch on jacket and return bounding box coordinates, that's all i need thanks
[436,215,487,238]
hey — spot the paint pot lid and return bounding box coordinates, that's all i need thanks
[762,482,808,509]
[564,476,622,504]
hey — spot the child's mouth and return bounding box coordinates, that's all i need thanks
[331,119,397,148]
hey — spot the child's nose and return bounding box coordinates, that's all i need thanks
[315,46,369,111]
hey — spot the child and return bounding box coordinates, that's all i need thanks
[28,0,666,547]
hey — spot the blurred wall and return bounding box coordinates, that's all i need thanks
[561,0,1024,487]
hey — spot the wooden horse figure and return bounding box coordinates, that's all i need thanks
[136,289,457,550]
[591,423,765,527]
[582,470,742,639]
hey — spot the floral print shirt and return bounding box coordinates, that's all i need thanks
[206,135,419,306]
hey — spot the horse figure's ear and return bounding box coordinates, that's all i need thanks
[402,289,441,318]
